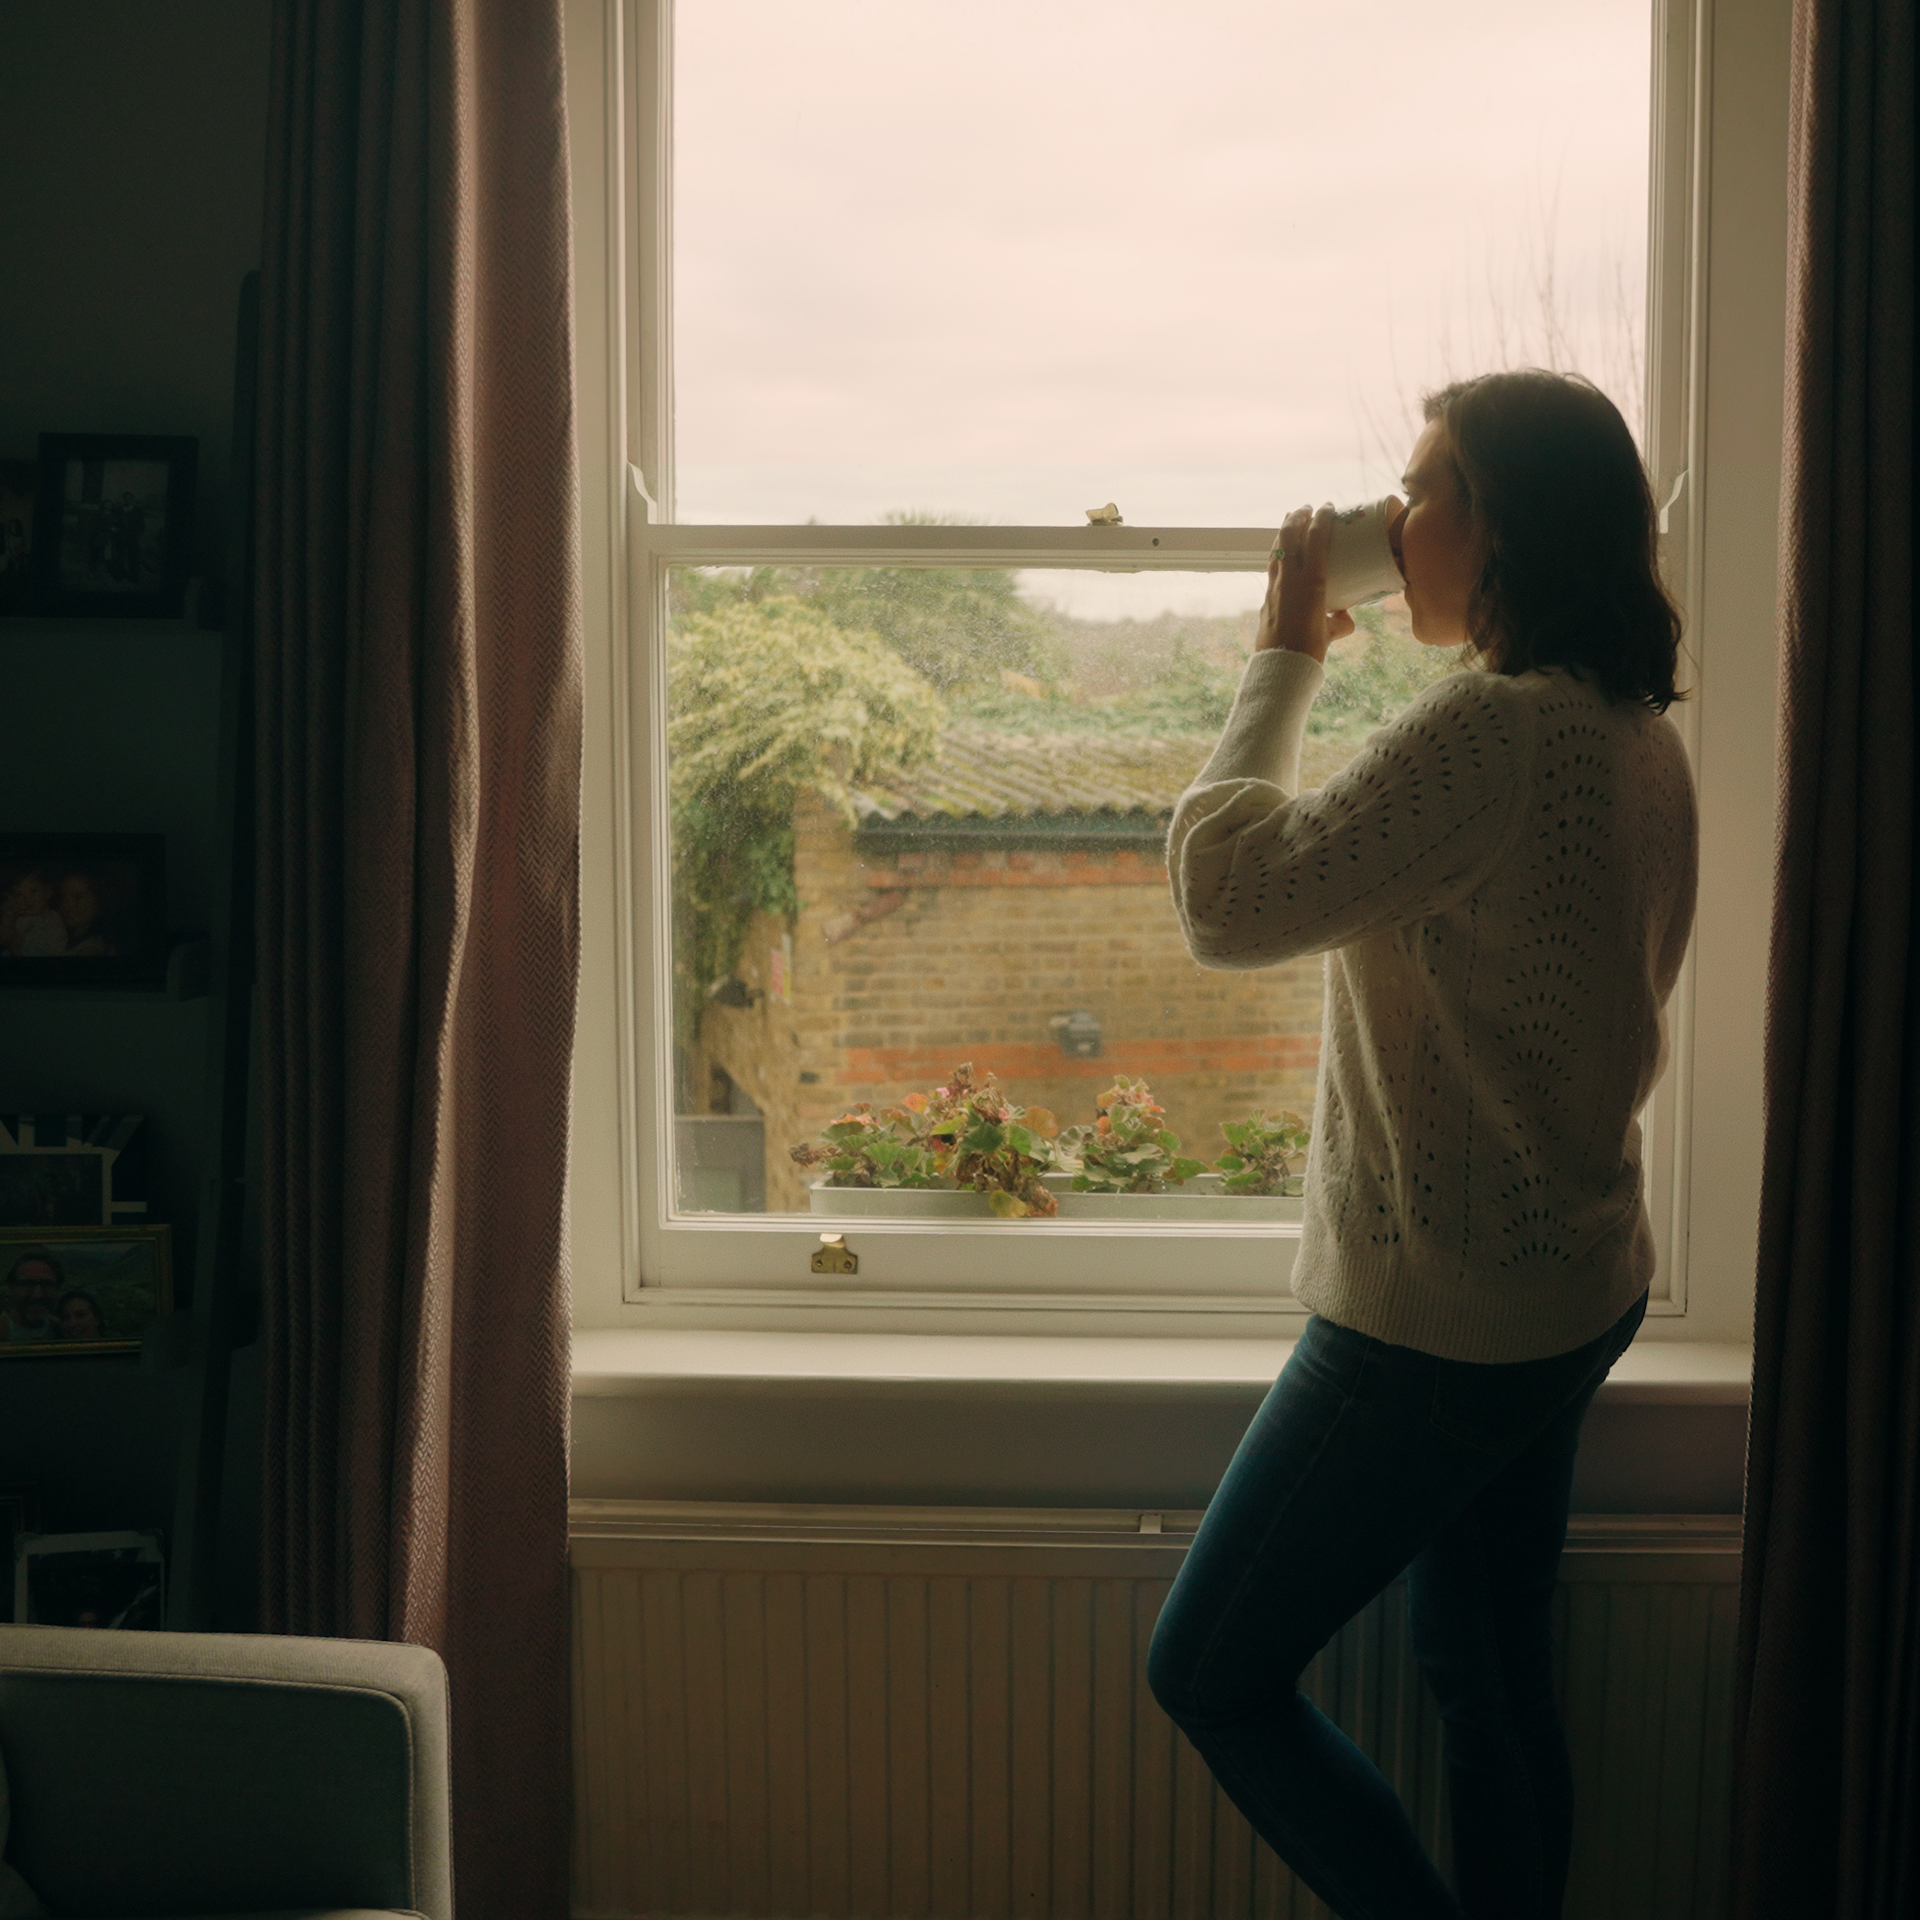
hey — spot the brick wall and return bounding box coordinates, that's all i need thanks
[697,789,1329,1214]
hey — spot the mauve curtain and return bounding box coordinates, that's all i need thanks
[1734,0,1918,1912]
[252,0,582,1915]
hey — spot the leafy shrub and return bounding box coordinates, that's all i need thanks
[1215,1109,1312,1194]
[674,525,1055,695]
[1061,1078,1207,1193]
[667,596,942,1040]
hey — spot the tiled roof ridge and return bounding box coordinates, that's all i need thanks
[853,724,1216,823]
[933,722,1219,749]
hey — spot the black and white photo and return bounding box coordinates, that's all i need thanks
[15,1530,165,1629]
[32,433,196,618]
[0,1490,34,1623]
[0,1114,149,1227]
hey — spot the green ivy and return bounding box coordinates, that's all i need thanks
[667,595,943,1041]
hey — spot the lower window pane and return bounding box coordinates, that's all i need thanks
[666,562,1460,1216]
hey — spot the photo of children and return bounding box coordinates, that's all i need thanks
[0,867,67,955]
[0,837,166,983]
[0,1228,170,1356]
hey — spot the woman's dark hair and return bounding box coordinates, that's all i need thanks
[57,1289,106,1337]
[1423,370,1685,711]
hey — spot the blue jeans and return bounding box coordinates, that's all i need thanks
[1147,1293,1647,1920]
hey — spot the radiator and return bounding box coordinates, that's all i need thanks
[570,1503,1739,1920]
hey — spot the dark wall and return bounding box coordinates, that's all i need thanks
[0,0,272,1627]
[0,1,275,577]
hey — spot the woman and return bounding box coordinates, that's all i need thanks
[56,1289,107,1341]
[1147,370,1697,1920]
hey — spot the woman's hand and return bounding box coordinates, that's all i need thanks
[1254,503,1355,662]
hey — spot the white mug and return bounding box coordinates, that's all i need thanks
[1320,499,1405,609]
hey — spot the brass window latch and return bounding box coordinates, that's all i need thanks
[811,1233,858,1275]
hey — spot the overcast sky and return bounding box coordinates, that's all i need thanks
[673,0,1651,613]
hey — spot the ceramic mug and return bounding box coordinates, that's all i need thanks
[1317,498,1405,609]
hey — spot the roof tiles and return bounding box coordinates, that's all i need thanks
[853,728,1212,823]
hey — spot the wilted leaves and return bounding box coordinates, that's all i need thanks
[1060,1076,1208,1194]
[791,1073,1312,1215]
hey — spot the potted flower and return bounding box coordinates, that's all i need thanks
[794,1072,1309,1223]
[793,1063,1066,1218]
[1040,1083,1306,1221]
[1057,1077,1207,1193]
[1215,1109,1311,1197]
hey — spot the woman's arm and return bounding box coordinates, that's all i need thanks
[1168,661,1535,969]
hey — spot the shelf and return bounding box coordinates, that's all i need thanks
[0,615,203,638]
[0,937,210,1004]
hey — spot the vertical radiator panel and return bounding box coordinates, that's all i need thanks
[571,1509,1738,1920]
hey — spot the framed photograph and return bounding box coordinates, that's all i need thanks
[0,1225,172,1357]
[0,1114,149,1226]
[0,833,168,986]
[15,1530,164,1629]
[0,460,35,614]
[0,1489,38,1623]
[33,432,197,618]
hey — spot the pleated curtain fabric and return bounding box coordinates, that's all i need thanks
[253,1,582,1915]
[1733,0,1919,1912]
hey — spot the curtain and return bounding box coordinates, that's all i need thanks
[253,0,582,1914]
[1734,0,1918,1911]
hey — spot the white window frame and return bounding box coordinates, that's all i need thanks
[565,0,1788,1342]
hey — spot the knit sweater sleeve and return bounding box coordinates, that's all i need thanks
[1168,649,1534,967]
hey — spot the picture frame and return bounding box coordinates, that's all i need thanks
[0,1114,150,1227]
[0,1225,172,1357]
[0,833,168,986]
[0,1489,38,1624]
[32,432,197,619]
[0,460,35,615]
[15,1530,165,1629]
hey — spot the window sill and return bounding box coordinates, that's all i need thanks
[571,1328,1752,1405]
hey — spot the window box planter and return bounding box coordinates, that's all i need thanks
[808,1172,1304,1224]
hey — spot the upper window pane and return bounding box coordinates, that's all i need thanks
[673,0,1653,527]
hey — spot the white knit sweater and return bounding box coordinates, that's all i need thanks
[1169,648,1698,1363]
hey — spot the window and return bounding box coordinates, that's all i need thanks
[566,0,1788,1334]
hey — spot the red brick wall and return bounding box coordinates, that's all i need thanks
[699,792,1326,1212]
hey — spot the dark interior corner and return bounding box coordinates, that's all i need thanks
[0,1,274,1631]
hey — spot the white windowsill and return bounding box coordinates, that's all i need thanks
[571,1329,1752,1405]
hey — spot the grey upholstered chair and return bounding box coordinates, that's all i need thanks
[0,1624,451,1920]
